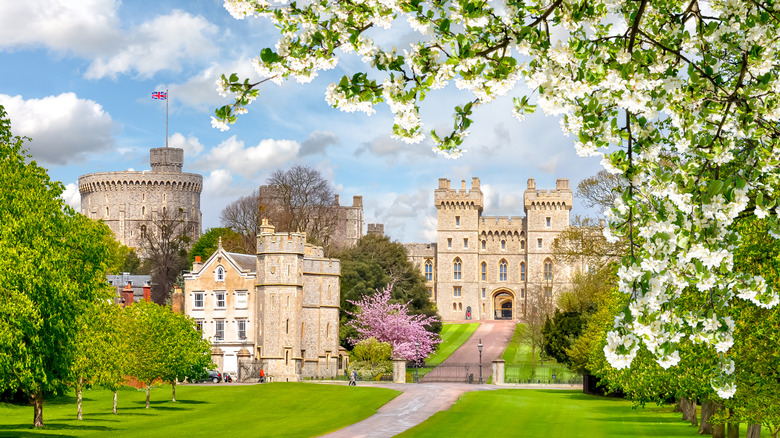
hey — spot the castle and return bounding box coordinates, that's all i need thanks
[182,220,341,381]
[406,177,575,321]
[78,147,203,250]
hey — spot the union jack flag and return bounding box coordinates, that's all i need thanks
[152,91,167,100]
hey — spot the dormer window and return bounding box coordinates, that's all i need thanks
[216,266,225,282]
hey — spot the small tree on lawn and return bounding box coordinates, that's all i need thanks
[347,284,440,362]
[156,308,212,402]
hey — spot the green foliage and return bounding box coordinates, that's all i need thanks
[350,337,392,365]
[336,234,441,348]
[189,227,245,263]
[542,310,585,367]
[0,105,114,426]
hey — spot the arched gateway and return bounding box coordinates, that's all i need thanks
[492,290,515,320]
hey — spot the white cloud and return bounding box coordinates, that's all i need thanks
[61,182,81,212]
[502,194,521,210]
[0,92,116,165]
[84,10,219,79]
[0,0,120,55]
[420,215,438,242]
[538,153,563,174]
[300,131,339,156]
[168,133,204,157]
[170,57,259,110]
[197,135,300,179]
[204,169,235,197]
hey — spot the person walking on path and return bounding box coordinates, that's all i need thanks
[349,370,357,386]
[259,369,265,383]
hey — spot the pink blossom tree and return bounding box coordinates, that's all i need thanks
[347,284,441,362]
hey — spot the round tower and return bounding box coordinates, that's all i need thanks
[78,147,202,250]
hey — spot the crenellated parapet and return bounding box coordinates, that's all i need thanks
[524,178,573,211]
[435,177,483,211]
[78,171,203,195]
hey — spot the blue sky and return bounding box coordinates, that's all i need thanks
[0,0,603,243]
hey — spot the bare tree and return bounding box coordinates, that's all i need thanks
[552,216,626,271]
[520,288,556,367]
[220,165,339,249]
[220,189,262,254]
[576,169,626,213]
[141,207,192,304]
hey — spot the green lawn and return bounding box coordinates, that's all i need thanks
[398,390,712,437]
[416,322,479,378]
[0,383,399,437]
[501,324,581,383]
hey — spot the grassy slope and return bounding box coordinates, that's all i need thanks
[501,323,580,383]
[0,383,399,437]
[417,323,479,377]
[398,390,706,437]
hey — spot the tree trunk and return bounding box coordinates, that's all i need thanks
[699,400,716,435]
[747,424,761,438]
[32,389,44,428]
[727,409,739,438]
[172,380,176,402]
[113,390,118,414]
[145,385,151,409]
[712,424,725,438]
[77,377,83,420]
[681,397,693,421]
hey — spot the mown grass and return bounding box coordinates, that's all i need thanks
[398,389,711,437]
[501,323,581,383]
[416,322,479,378]
[0,383,399,437]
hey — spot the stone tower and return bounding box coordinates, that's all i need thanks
[78,147,202,250]
[434,178,483,320]
[256,220,306,382]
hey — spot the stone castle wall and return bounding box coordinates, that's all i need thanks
[78,147,202,250]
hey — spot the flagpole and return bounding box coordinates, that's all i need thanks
[165,89,169,147]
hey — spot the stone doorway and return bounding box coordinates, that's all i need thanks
[493,290,514,320]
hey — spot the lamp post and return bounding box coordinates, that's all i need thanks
[414,342,420,383]
[478,339,483,384]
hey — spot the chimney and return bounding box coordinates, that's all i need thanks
[193,255,203,272]
[172,287,184,313]
[142,282,151,302]
[122,282,134,307]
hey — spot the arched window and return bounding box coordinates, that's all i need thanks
[520,262,526,281]
[425,260,433,281]
[286,318,290,334]
[481,240,486,250]
[216,266,225,281]
[452,302,457,311]
[481,262,487,281]
[453,258,462,280]
[544,259,553,281]
[499,259,507,281]
[140,225,147,239]
[520,240,525,250]
[501,240,506,251]
[142,206,145,216]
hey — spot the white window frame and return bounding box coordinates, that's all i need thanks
[237,319,247,340]
[236,291,248,309]
[215,266,225,282]
[215,320,225,341]
[194,292,204,309]
[453,286,462,297]
[216,291,226,309]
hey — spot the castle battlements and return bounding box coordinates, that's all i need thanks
[524,178,573,211]
[434,177,483,210]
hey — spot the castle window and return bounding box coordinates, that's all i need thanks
[425,260,433,281]
[481,262,487,281]
[142,206,145,216]
[453,258,462,280]
[163,206,166,215]
[216,266,225,282]
[499,260,507,281]
[105,207,109,217]
[452,303,457,310]
[463,238,468,249]
[482,288,486,298]
[546,217,551,227]
[286,319,290,334]
[538,238,543,249]
[216,292,226,309]
[544,259,553,281]
[521,240,525,250]
[482,240,486,250]
[520,262,526,281]
[458,302,463,311]
[326,322,331,339]
[453,286,462,297]
[215,320,224,341]
[544,287,553,299]
[448,238,452,249]
[237,319,247,340]
[236,291,248,309]
[428,287,433,299]
[501,240,506,251]
[521,288,526,298]
[455,216,460,227]
[194,292,204,309]
[195,319,203,332]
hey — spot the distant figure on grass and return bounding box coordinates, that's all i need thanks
[259,369,265,383]
[349,370,357,386]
